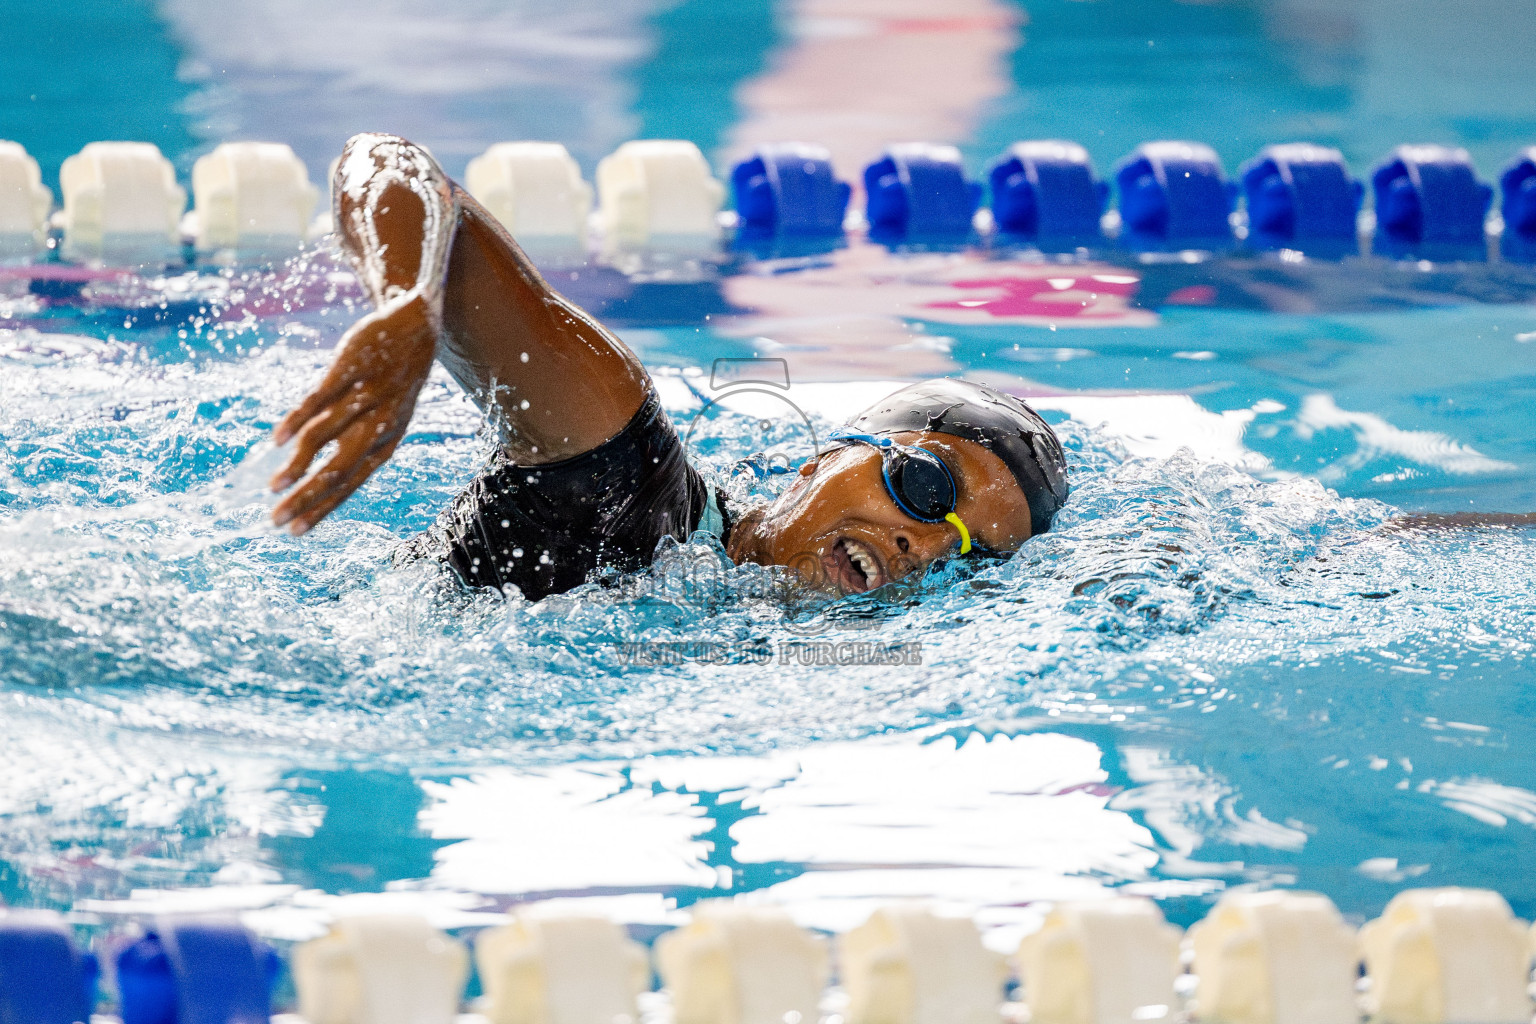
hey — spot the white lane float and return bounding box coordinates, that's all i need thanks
[1359,887,1532,1024]
[191,141,319,249]
[466,142,592,244]
[476,913,648,1024]
[292,914,469,1024]
[839,904,1009,1024]
[1188,890,1359,1024]
[655,903,829,1024]
[59,141,185,251]
[0,141,52,240]
[1017,897,1183,1024]
[595,140,724,243]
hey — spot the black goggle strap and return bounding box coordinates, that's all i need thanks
[826,432,972,554]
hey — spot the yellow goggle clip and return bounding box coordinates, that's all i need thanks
[944,512,973,555]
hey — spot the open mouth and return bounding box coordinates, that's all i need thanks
[828,537,885,593]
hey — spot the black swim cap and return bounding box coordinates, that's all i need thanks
[848,379,1069,538]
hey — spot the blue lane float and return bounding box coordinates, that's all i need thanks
[1499,147,1536,261]
[863,143,982,238]
[117,919,279,1024]
[0,911,98,1024]
[1114,141,1237,247]
[1371,145,1493,257]
[987,140,1108,245]
[1239,143,1363,252]
[730,143,850,237]
[1502,147,1536,239]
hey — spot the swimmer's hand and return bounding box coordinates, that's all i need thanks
[269,293,438,534]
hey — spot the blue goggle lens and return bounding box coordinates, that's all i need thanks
[885,448,957,522]
[829,433,958,524]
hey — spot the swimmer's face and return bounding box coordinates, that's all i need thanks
[728,431,1034,594]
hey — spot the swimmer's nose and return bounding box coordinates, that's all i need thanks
[906,524,967,567]
[887,530,948,580]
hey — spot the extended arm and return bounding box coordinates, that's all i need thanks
[271,133,650,534]
[270,134,452,533]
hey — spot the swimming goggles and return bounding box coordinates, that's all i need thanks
[827,432,974,554]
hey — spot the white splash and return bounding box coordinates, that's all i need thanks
[1295,394,1516,479]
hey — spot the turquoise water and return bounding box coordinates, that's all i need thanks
[2,0,1536,948]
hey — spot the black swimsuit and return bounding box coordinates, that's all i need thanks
[411,390,728,600]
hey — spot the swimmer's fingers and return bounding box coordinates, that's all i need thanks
[272,326,387,445]
[274,301,432,446]
[280,446,397,536]
[270,297,436,512]
[270,384,376,492]
[273,385,340,448]
[273,410,407,534]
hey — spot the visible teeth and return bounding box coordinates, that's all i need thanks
[844,541,876,583]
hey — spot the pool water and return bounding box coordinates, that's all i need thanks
[3,0,1536,951]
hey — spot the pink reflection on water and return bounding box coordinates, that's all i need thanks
[924,273,1142,322]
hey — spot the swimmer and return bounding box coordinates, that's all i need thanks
[270,134,1069,600]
